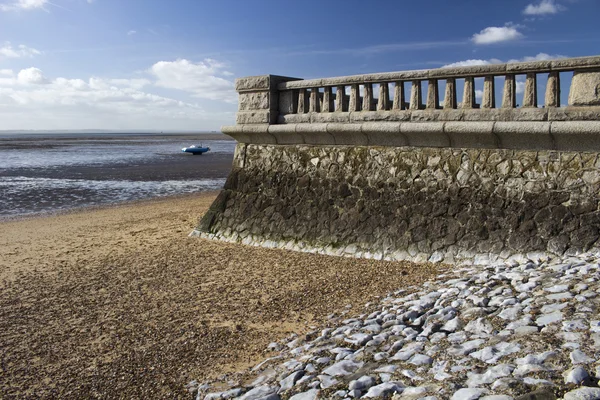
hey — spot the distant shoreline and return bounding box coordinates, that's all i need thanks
[0,129,226,134]
[0,131,234,141]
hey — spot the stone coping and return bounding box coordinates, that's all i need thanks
[222,120,600,151]
[276,107,600,122]
[277,56,600,90]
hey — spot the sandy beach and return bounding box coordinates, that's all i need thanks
[0,192,443,399]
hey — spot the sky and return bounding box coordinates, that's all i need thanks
[0,0,599,131]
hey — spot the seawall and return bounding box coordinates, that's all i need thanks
[192,56,600,263]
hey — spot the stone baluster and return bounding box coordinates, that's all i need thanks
[362,83,374,111]
[309,87,320,112]
[502,74,517,108]
[426,79,439,109]
[349,84,361,111]
[323,87,334,112]
[393,82,405,110]
[378,83,390,111]
[545,71,560,108]
[462,77,476,109]
[409,80,422,110]
[482,76,495,109]
[297,88,308,113]
[335,86,346,112]
[523,73,537,108]
[444,78,457,109]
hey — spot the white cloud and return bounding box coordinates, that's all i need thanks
[443,53,566,68]
[17,67,48,84]
[0,63,236,130]
[0,42,41,59]
[523,0,565,15]
[472,25,524,45]
[149,58,236,102]
[127,30,137,36]
[0,0,48,11]
[507,52,566,63]
[442,58,503,68]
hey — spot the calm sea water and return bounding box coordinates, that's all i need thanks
[0,133,236,218]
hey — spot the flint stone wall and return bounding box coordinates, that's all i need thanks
[196,144,600,263]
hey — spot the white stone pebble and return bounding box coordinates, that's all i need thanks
[563,387,600,400]
[451,388,489,400]
[564,366,590,384]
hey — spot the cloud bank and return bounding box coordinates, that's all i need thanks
[443,53,566,68]
[0,42,41,58]
[0,58,237,130]
[0,0,48,11]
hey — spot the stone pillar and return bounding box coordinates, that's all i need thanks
[323,87,334,112]
[298,89,308,114]
[378,83,390,111]
[409,80,422,110]
[545,72,560,108]
[502,74,517,108]
[426,79,439,110]
[349,84,360,111]
[362,83,374,111]
[568,70,600,106]
[523,73,537,108]
[309,88,321,112]
[444,78,457,109]
[335,86,346,112]
[235,74,301,123]
[393,82,405,110]
[482,76,495,109]
[462,77,476,109]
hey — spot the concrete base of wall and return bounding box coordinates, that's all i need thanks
[191,228,600,266]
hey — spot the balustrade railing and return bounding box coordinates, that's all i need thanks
[276,56,600,116]
[226,56,600,151]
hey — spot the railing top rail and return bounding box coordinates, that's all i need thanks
[277,55,600,90]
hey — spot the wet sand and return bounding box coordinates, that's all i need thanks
[0,193,444,399]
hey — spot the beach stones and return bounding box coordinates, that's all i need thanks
[195,253,600,399]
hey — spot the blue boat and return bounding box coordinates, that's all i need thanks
[182,145,211,155]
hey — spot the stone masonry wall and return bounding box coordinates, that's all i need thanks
[196,144,600,263]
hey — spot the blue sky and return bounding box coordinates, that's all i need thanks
[0,0,599,131]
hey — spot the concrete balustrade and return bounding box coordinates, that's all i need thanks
[228,56,600,151]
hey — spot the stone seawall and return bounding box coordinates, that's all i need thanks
[195,144,600,263]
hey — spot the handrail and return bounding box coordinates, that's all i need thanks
[277,56,600,90]
[229,55,600,135]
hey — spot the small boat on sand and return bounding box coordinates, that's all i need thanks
[182,145,210,155]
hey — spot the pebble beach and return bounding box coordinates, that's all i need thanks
[196,253,600,400]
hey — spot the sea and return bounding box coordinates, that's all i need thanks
[0,132,236,219]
